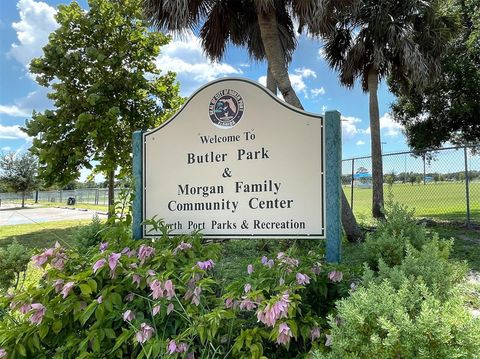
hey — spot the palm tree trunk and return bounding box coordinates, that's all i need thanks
[108,170,115,219]
[257,10,362,241]
[256,10,303,109]
[266,64,277,95]
[368,69,385,219]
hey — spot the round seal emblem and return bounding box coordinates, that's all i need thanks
[208,89,245,129]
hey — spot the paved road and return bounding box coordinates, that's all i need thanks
[0,205,107,226]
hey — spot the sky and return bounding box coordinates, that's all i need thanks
[0,0,408,180]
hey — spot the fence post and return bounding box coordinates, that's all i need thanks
[35,190,39,203]
[350,158,355,210]
[132,131,144,240]
[464,146,471,226]
[423,153,426,185]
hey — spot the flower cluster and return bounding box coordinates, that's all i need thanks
[150,279,175,300]
[257,292,290,327]
[31,242,67,270]
[166,339,188,354]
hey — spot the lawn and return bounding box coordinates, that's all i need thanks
[0,219,92,249]
[343,181,479,222]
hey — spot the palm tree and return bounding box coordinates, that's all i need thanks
[316,0,453,219]
[143,0,364,240]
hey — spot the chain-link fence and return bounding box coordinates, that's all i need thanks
[343,145,480,224]
[0,188,125,208]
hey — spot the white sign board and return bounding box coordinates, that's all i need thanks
[143,78,324,238]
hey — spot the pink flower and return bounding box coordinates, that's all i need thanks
[276,323,293,345]
[192,287,201,306]
[310,327,321,341]
[167,340,188,354]
[19,303,31,314]
[0,348,6,358]
[99,242,108,252]
[138,245,155,264]
[97,296,103,304]
[173,242,192,254]
[132,274,142,287]
[244,283,252,293]
[51,256,65,270]
[239,298,257,311]
[164,280,175,300]
[261,256,268,265]
[167,303,174,315]
[150,279,164,299]
[53,279,64,293]
[325,334,333,346]
[152,305,161,316]
[29,303,46,325]
[92,259,106,274]
[108,252,121,271]
[136,323,154,344]
[225,298,235,309]
[256,292,290,327]
[328,270,343,282]
[123,310,135,322]
[125,292,135,302]
[312,263,322,275]
[197,259,215,270]
[147,270,156,276]
[31,253,49,267]
[247,264,254,274]
[61,282,75,299]
[296,273,311,285]
[267,259,274,268]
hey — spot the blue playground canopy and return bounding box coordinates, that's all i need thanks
[353,172,372,179]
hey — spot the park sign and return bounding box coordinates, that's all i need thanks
[132,78,342,261]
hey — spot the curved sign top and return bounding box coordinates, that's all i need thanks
[142,78,325,238]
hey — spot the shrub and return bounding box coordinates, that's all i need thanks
[0,241,30,292]
[362,201,428,268]
[313,280,480,359]
[0,219,348,358]
[363,236,468,300]
[74,214,105,252]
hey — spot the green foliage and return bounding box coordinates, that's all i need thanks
[391,0,480,151]
[361,201,428,268]
[0,152,38,206]
[363,237,468,300]
[313,280,480,359]
[74,215,105,252]
[24,0,183,187]
[0,218,347,358]
[0,241,31,292]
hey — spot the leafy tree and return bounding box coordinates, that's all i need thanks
[0,241,31,292]
[391,0,480,151]
[24,0,183,216]
[318,0,454,219]
[144,0,364,241]
[0,152,39,208]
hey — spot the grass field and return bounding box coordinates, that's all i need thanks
[0,219,92,249]
[343,181,479,222]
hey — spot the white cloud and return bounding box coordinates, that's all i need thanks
[156,33,241,95]
[294,67,317,79]
[341,116,362,139]
[311,87,326,97]
[1,146,12,151]
[365,113,404,137]
[356,140,365,145]
[0,105,30,117]
[10,0,58,67]
[0,124,30,140]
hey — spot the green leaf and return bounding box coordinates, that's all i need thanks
[88,279,97,292]
[79,283,92,296]
[16,342,27,357]
[39,325,49,340]
[80,302,97,325]
[52,320,63,334]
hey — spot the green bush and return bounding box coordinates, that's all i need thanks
[0,219,347,358]
[74,214,105,251]
[362,202,428,268]
[363,236,468,300]
[313,280,480,359]
[0,240,31,292]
